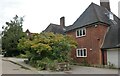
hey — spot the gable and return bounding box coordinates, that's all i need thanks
[66,3,110,32]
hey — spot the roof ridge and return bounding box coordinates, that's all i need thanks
[50,23,60,26]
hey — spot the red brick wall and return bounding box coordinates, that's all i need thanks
[67,24,108,65]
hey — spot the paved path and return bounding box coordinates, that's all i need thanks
[2,57,66,74]
[0,55,2,75]
[1,57,119,74]
[3,57,37,71]
[2,60,39,74]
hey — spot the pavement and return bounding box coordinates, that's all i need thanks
[1,57,119,74]
[2,60,39,74]
[2,57,66,74]
[2,57,37,71]
[0,55,2,75]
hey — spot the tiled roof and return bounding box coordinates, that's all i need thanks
[102,15,120,49]
[66,3,110,31]
[43,23,65,34]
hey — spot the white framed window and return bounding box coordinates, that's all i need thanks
[76,48,87,57]
[76,28,86,37]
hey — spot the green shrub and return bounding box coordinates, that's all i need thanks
[17,32,78,71]
[16,54,27,58]
[107,62,115,69]
[36,57,58,71]
[81,58,90,66]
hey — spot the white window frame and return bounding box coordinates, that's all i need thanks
[76,28,86,37]
[76,48,87,57]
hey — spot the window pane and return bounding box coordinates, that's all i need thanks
[80,30,82,36]
[77,50,79,56]
[77,30,79,36]
[84,49,86,56]
[77,50,80,56]
[81,49,83,56]
[83,29,86,35]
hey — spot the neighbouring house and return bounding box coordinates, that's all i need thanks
[25,29,32,37]
[43,17,66,34]
[66,0,120,68]
[25,29,38,39]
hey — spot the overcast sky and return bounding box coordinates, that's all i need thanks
[0,0,119,33]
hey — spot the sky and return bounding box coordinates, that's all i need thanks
[0,0,120,33]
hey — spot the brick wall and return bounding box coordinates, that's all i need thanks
[67,23,108,65]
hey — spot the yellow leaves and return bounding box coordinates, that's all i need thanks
[18,32,77,55]
[31,44,39,48]
[31,43,52,53]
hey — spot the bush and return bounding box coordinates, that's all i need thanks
[36,57,57,71]
[18,32,77,71]
[17,54,27,58]
[107,62,115,69]
[29,57,71,71]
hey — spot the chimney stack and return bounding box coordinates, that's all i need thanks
[100,0,111,11]
[60,16,65,28]
[119,2,120,18]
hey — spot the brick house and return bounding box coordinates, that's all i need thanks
[66,0,120,68]
[43,0,120,68]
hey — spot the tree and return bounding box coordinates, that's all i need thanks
[2,15,26,57]
[0,31,1,47]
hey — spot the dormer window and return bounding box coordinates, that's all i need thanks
[109,12,114,20]
[105,12,114,20]
[76,28,86,37]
